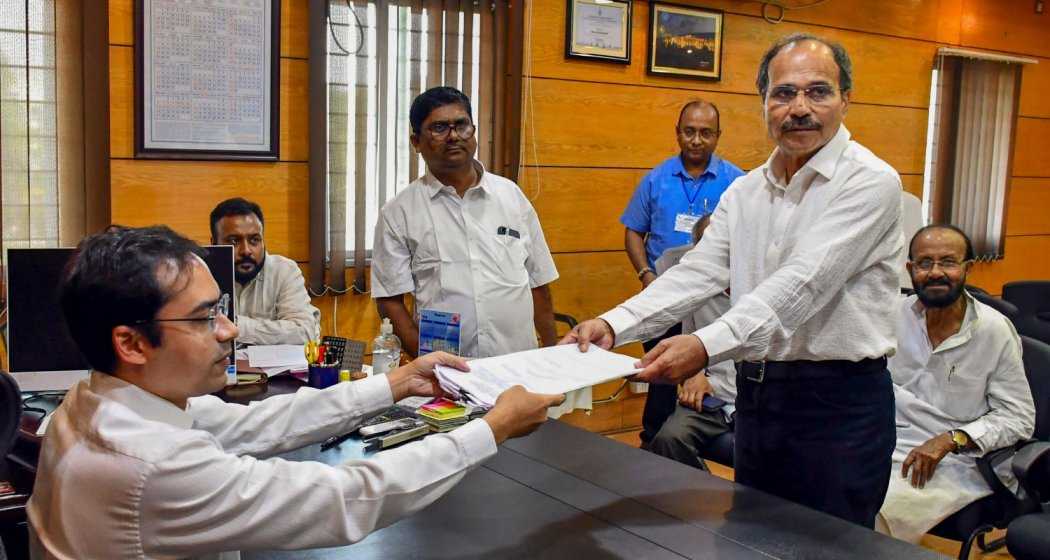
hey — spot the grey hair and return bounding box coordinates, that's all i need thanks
[755,33,853,98]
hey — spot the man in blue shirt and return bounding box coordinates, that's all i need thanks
[621,100,744,448]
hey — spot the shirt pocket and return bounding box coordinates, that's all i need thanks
[494,234,530,286]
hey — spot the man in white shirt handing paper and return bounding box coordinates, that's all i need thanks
[28,225,564,559]
[877,225,1034,543]
[564,33,904,527]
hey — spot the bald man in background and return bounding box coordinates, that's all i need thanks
[620,100,745,448]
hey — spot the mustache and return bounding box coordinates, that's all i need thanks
[781,117,821,132]
[919,279,952,289]
[237,258,257,267]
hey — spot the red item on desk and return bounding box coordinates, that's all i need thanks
[317,344,327,366]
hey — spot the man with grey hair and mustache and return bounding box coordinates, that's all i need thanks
[563,33,904,527]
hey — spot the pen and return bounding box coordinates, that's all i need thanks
[321,431,355,452]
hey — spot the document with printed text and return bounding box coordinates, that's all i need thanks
[434,345,641,408]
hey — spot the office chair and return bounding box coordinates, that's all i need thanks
[966,285,1020,322]
[929,336,1050,559]
[0,371,19,459]
[1002,281,1050,345]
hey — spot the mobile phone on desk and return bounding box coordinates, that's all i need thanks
[701,395,726,413]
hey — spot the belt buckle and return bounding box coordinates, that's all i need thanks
[745,360,766,383]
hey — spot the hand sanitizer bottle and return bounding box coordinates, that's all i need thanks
[371,318,402,376]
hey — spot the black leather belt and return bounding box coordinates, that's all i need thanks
[739,356,887,383]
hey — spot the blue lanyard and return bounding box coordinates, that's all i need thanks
[680,174,708,214]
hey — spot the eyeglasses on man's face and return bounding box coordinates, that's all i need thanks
[136,293,231,333]
[424,119,476,139]
[767,84,838,106]
[678,127,719,141]
[910,258,971,273]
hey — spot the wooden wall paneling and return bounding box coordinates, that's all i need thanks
[109,46,134,158]
[528,0,938,108]
[966,234,1050,292]
[520,167,645,253]
[900,174,923,198]
[306,265,383,342]
[1018,58,1050,118]
[110,160,309,258]
[281,0,309,59]
[280,59,309,161]
[521,78,928,174]
[550,251,639,323]
[110,0,132,45]
[959,0,1050,59]
[1005,178,1050,236]
[1013,117,1050,178]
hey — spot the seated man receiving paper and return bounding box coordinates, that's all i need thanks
[28,225,565,559]
[876,225,1034,543]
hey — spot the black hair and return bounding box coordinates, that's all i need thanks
[677,100,721,131]
[210,197,264,242]
[908,224,976,261]
[60,226,207,374]
[409,86,473,134]
[756,33,853,98]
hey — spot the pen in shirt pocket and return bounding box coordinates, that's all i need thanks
[948,364,956,383]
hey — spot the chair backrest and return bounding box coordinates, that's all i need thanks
[1003,282,1050,345]
[0,370,21,458]
[969,287,1019,320]
[1021,336,1050,442]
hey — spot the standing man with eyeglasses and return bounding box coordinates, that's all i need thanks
[564,33,905,528]
[620,100,744,449]
[372,87,569,406]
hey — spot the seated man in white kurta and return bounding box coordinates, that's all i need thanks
[876,225,1035,543]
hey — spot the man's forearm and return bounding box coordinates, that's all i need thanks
[624,228,650,274]
[531,285,557,347]
[376,295,420,357]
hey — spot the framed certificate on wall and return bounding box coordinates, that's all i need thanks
[565,0,632,64]
[135,0,281,160]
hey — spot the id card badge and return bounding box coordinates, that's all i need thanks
[674,213,701,234]
[418,309,462,356]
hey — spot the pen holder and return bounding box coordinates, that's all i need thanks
[307,365,339,389]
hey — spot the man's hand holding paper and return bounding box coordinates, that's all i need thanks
[561,320,710,385]
[434,344,642,408]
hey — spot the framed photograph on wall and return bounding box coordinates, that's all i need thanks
[565,0,632,64]
[647,2,724,80]
[135,0,281,161]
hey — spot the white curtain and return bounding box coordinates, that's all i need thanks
[949,58,1020,259]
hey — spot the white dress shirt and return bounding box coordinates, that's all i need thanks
[235,252,321,345]
[654,244,736,416]
[878,292,1035,543]
[28,372,497,559]
[371,162,559,359]
[601,126,904,365]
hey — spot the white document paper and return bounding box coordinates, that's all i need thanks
[246,344,308,370]
[435,345,641,408]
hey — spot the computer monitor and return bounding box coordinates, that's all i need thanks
[6,245,236,391]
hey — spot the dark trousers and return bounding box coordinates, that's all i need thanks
[639,324,682,446]
[733,362,895,529]
[648,404,732,471]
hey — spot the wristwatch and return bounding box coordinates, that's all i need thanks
[637,267,655,280]
[949,429,970,453]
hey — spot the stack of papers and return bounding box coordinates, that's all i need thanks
[242,345,309,377]
[418,398,469,432]
[435,345,641,409]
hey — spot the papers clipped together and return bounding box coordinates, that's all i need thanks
[435,344,642,408]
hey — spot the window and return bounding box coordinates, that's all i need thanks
[326,0,507,256]
[0,0,58,254]
[922,48,1036,260]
